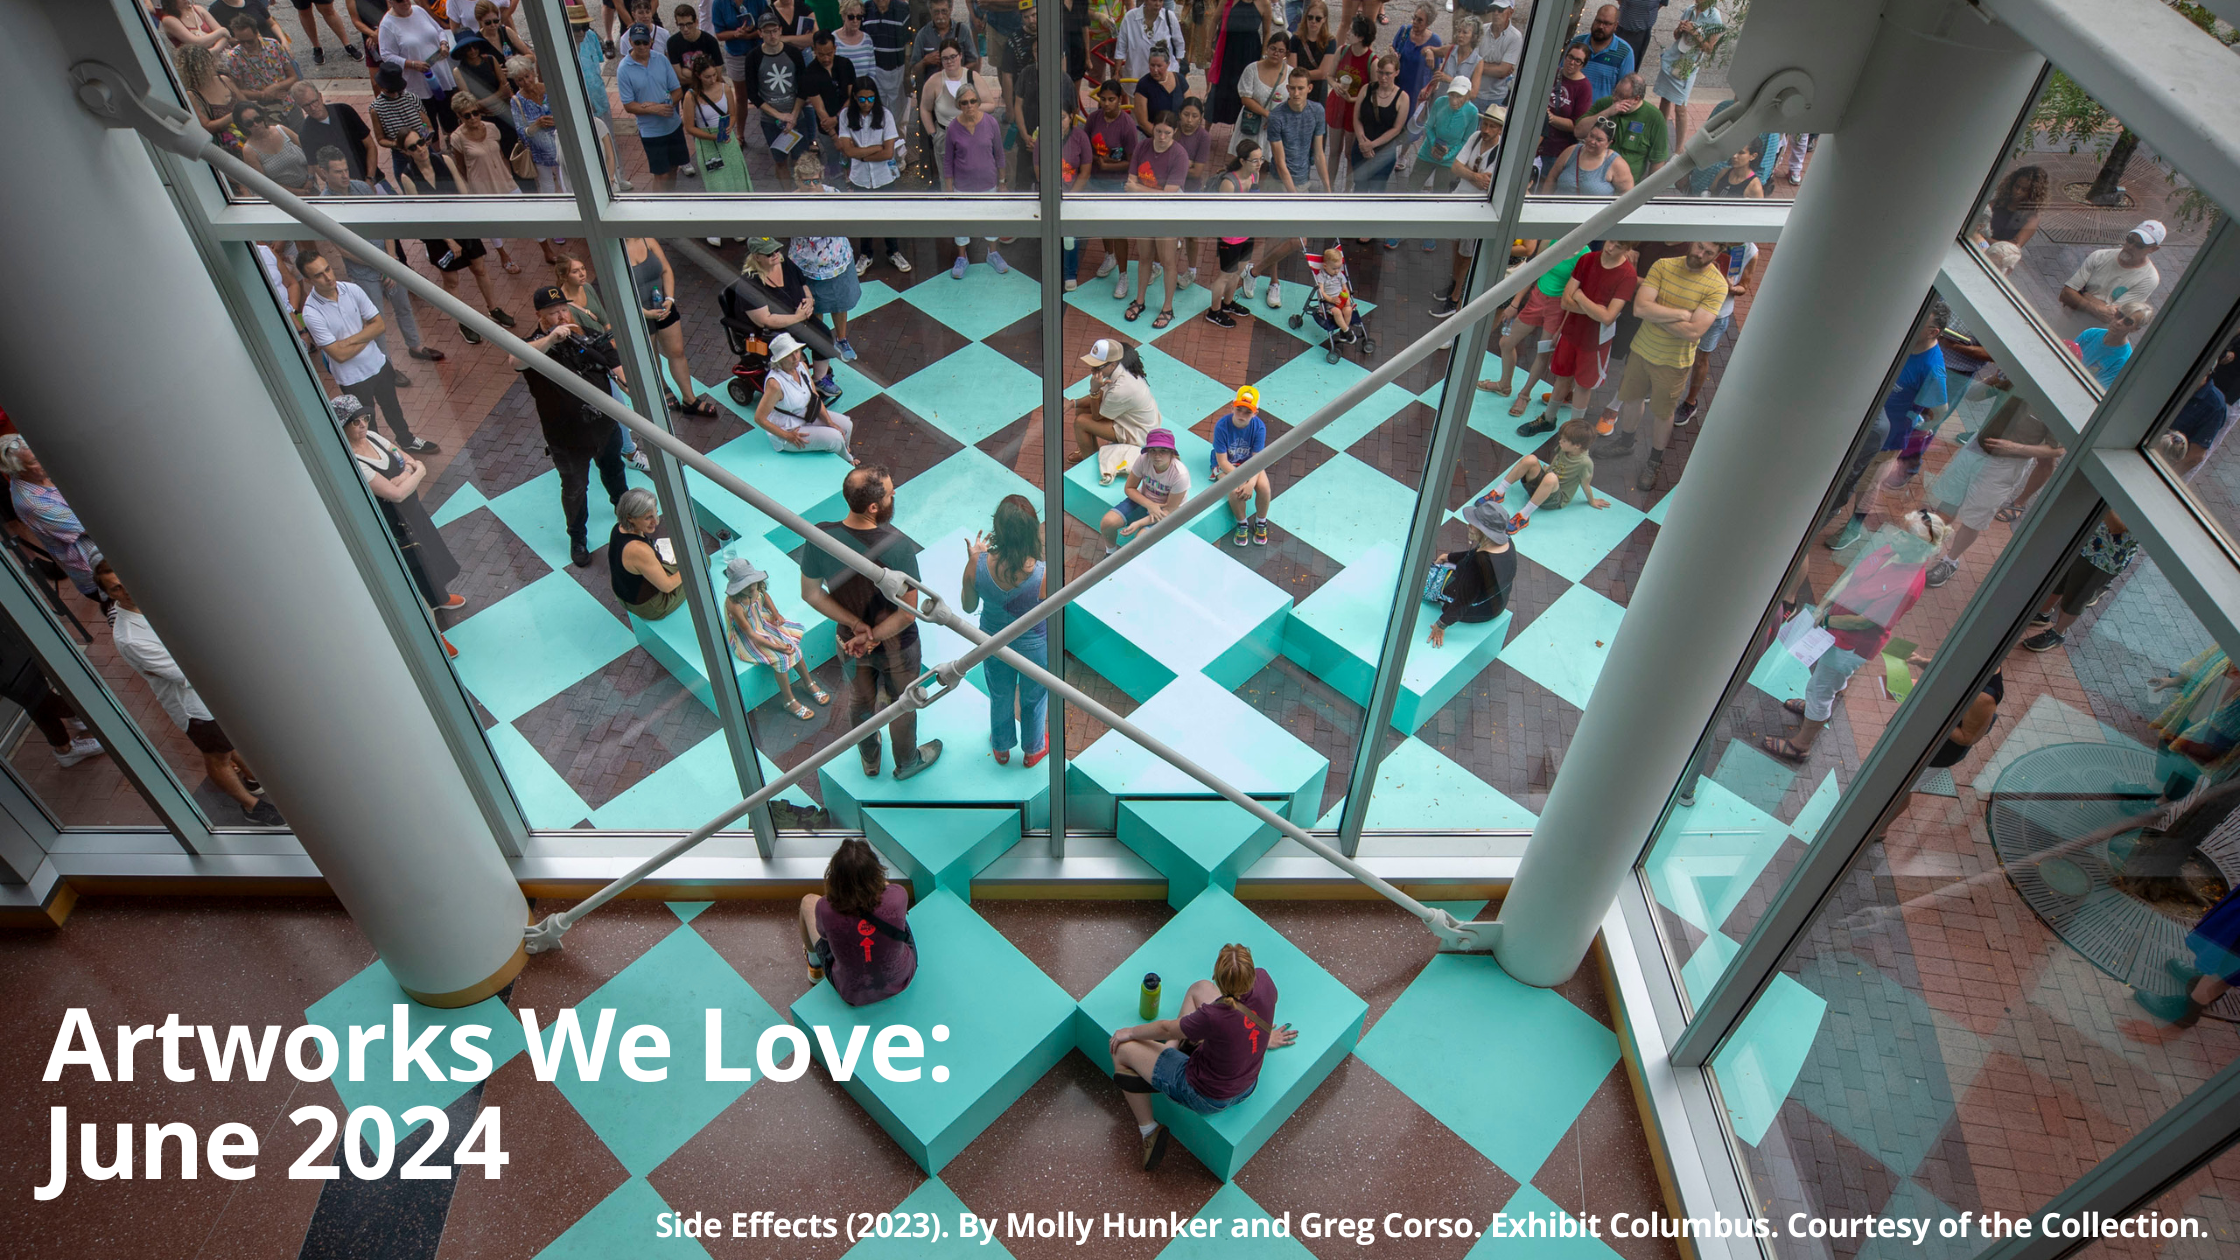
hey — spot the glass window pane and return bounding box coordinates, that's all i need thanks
[1707,546,2240,1235]
[1644,288,2070,999]
[0,559,165,830]
[2145,306,2240,554]
[2065,1142,2240,1260]
[723,235,1051,831]
[1970,70,2225,394]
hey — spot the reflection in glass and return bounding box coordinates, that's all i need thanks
[2065,1136,2240,1259]
[0,567,161,830]
[2146,320,2240,554]
[1706,548,2240,1242]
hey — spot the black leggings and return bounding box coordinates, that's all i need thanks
[348,362,421,446]
[859,237,902,259]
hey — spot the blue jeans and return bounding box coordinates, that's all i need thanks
[985,632,1047,754]
[1152,1045,1255,1114]
[1063,237,1080,282]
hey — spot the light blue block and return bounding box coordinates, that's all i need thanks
[1280,541,1510,733]
[1064,530,1292,702]
[1497,584,1625,712]
[1645,488,1674,526]
[845,1176,1017,1259]
[758,750,822,811]
[1073,889,1366,1179]
[1709,970,1827,1147]
[1461,356,1568,462]
[900,263,1043,340]
[1423,350,1502,408]
[1355,951,1617,1180]
[1061,262,1218,342]
[1068,673,1328,830]
[864,806,1022,901]
[433,480,489,527]
[1118,799,1282,908]
[1265,453,1416,566]
[1059,430,1217,532]
[304,962,527,1131]
[537,1178,711,1259]
[791,890,1074,1173]
[1466,1185,1627,1260]
[818,678,1051,830]
[668,901,712,923]
[1787,768,1841,843]
[448,571,639,722]
[1247,352,1419,452]
[850,278,905,320]
[1464,479,1646,584]
[553,924,780,1176]
[896,450,1042,557]
[588,732,762,831]
[1159,1183,1315,1260]
[1642,778,1791,936]
[1342,737,1537,831]
[885,343,1045,445]
[1065,346,1244,434]
[487,721,593,829]
[676,427,852,550]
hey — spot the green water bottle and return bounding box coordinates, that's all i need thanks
[1138,972,1161,1021]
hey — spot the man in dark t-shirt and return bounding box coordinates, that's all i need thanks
[798,466,944,779]
[293,83,376,180]
[664,3,725,69]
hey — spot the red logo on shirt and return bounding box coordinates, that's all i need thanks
[857,919,876,962]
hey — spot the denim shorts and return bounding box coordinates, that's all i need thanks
[806,266,861,317]
[1698,312,1733,354]
[1152,1046,1254,1115]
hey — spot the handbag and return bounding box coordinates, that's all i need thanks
[1422,559,1457,604]
[507,140,536,179]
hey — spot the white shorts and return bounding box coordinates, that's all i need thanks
[1955,447,2035,531]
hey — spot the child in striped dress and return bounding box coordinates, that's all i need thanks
[723,557,830,718]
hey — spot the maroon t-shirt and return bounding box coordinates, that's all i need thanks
[816,883,917,1006]
[1178,969,1278,1100]
[1539,74,1595,161]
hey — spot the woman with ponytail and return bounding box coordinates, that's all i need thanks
[1108,942,1294,1169]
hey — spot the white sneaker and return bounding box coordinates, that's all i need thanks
[1180,267,1197,290]
[1148,263,1163,287]
[855,254,873,278]
[680,163,697,177]
[1239,266,1257,301]
[1064,277,1079,291]
[627,449,652,472]
[1112,273,1130,301]
[889,251,912,273]
[1095,255,1117,279]
[706,237,723,246]
[54,737,103,768]
[1265,278,1282,308]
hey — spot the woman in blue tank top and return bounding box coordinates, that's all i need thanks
[960,494,1049,767]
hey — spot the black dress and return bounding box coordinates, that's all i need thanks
[1206,0,1264,126]
[355,437,461,606]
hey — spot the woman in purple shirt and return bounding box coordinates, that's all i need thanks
[800,839,917,1006]
[1108,942,1297,1170]
[1124,111,1193,327]
[942,84,1008,278]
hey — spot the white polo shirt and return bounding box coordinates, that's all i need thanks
[301,281,389,386]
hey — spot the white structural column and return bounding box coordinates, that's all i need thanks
[0,3,529,1005]
[1494,0,2045,985]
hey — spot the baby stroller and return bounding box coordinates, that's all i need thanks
[1288,251,1376,364]
[718,277,845,406]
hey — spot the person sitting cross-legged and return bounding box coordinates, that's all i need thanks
[799,837,917,1005]
[1108,943,1296,1171]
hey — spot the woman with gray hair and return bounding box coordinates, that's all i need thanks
[609,487,686,619]
[0,436,105,606]
[335,395,466,614]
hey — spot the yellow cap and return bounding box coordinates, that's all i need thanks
[1234,385,1260,408]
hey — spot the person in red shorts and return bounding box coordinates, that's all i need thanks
[1521,238,1639,439]
[1480,243,1587,412]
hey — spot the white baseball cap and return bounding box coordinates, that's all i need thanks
[1447,75,1473,97]
[2130,220,2168,247]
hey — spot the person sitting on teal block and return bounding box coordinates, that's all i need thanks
[1109,943,1297,1171]
[961,494,1050,768]
[610,487,687,620]
[723,556,829,720]
[1426,496,1517,647]
[801,838,918,1005]
[1481,416,1610,534]
[1210,385,1273,548]
[1100,428,1193,553]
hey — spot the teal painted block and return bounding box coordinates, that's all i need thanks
[845,1176,1017,1259]
[1059,429,1217,531]
[1466,1185,1626,1260]
[1464,479,1646,584]
[1709,970,1827,1147]
[1062,263,1216,345]
[819,678,1051,830]
[1068,673,1328,830]
[1280,542,1510,733]
[487,721,593,828]
[1118,799,1282,908]
[1265,453,1416,566]
[885,343,1045,445]
[433,480,489,527]
[448,571,638,722]
[589,732,762,830]
[537,1178,711,1259]
[676,427,852,550]
[304,962,527,1130]
[1710,737,1798,819]
[864,806,1022,901]
[1074,889,1366,1178]
[1496,584,1625,712]
[669,901,712,923]
[759,750,821,811]
[1063,530,1292,703]
[896,450,1041,558]
[487,466,658,573]
[1247,352,1419,452]
[901,263,1043,341]
[1159,1183,1313,1260]
[791,890,1074,1172]
[1642,778,1791,936]
[1461,361,1568,462]
[1392,609,1510,734]
[630,543,839,717]
[1744,637,1811,704]
[1348,737,1537,831]
[1644,487,1674,526]
[1356,951,1617,1180]
[1424,350,1501,408]
[1678,929,1741,1007]
[850,278,904,320]
[553,924,780,1176]
[1063,346,1243,434]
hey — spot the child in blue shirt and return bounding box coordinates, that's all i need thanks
[1210,385,1273,546]
[2072,302,2151,390]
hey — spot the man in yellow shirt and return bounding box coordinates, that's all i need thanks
[1594,240,1728,491]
